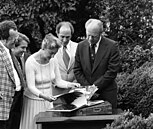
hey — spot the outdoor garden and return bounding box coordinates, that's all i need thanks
[1,0,153,128]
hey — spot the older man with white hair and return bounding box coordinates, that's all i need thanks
[74,18,120,109]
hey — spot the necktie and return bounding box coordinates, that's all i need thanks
[9,50,25,89]
[17,57,22,69]
[90,44,96,68]
[63,46,70,69]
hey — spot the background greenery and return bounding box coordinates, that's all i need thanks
[1,0,153,53]
[1,0,153,118]
[104,110,153,128]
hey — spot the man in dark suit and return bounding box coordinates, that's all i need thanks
[0,20,26,129]
[13,32,30,76]
[74,19,120,109]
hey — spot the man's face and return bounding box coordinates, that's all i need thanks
[13,40,28,58]
[6,29,19,49]
[57,26,72,47]
[86,26,101,45]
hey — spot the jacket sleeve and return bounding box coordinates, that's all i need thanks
[73,44,91,86]
[94,42,120,92]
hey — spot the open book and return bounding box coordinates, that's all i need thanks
[48,91,87,112]
[68,84,98,100]
[48,86,104,112]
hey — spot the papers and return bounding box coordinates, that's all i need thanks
[48,91,87,112]
[48,85,100,112]
[69,85,98,100]
[71,93,87,107]
[87,100,104,106]
[86,85,98,100]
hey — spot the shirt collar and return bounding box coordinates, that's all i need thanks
[63,40,71,50]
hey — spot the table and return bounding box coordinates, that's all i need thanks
[35,109,122,129]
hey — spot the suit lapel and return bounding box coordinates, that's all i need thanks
[10,50,26,88]
[56,48,67,71]
[92,37,107,73]
[0,48,15,83]
[21,56,25,74]
[68,50,73,70]
[68,42,76,70]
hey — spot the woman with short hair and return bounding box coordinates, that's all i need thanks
[19,33,80,129]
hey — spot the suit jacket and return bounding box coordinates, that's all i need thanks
[17,52,30,77]
[74,36,120,93]
[53,40,78,96]
[0,43,26,120]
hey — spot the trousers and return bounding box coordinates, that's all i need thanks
[7,90,23,129]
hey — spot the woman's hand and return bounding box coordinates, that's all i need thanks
[67,82,81,89]
[39,93,57,102]
[47,95,57,102]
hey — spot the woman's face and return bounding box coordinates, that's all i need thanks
[13,40,28,58]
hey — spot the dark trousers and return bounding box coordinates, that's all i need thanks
[7,90,23,129]
[98,89,117,109]
[0,120,7,129]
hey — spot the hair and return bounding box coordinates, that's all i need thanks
[85,19,103,33]
[0,20,17,40]
[41,33,61,50]
[15,33,30,47]
[56,21,74,35]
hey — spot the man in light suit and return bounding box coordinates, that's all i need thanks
[74,19,120,109]
[53,21,78,97]
[0,20,26,129]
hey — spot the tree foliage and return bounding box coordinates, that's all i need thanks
[0,0,82,53]
[0,0,152,54]
[86,0,153,48]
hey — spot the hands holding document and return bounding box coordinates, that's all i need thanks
[48,85,102,112]
[67,82,81,89]
[39,93,57,102]
[69,84,98,100]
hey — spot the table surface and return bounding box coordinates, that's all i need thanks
[36,109,123,124]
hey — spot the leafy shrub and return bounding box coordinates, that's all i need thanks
[104,110,153,129]
[120,45,153,73]
[117,61,153,117]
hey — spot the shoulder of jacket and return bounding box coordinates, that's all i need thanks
[79,39,87,44]
[70,40,78,45]
[103,36,116,44]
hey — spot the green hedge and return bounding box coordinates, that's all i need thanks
[117,61,153,117]
[104,111,153,129]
